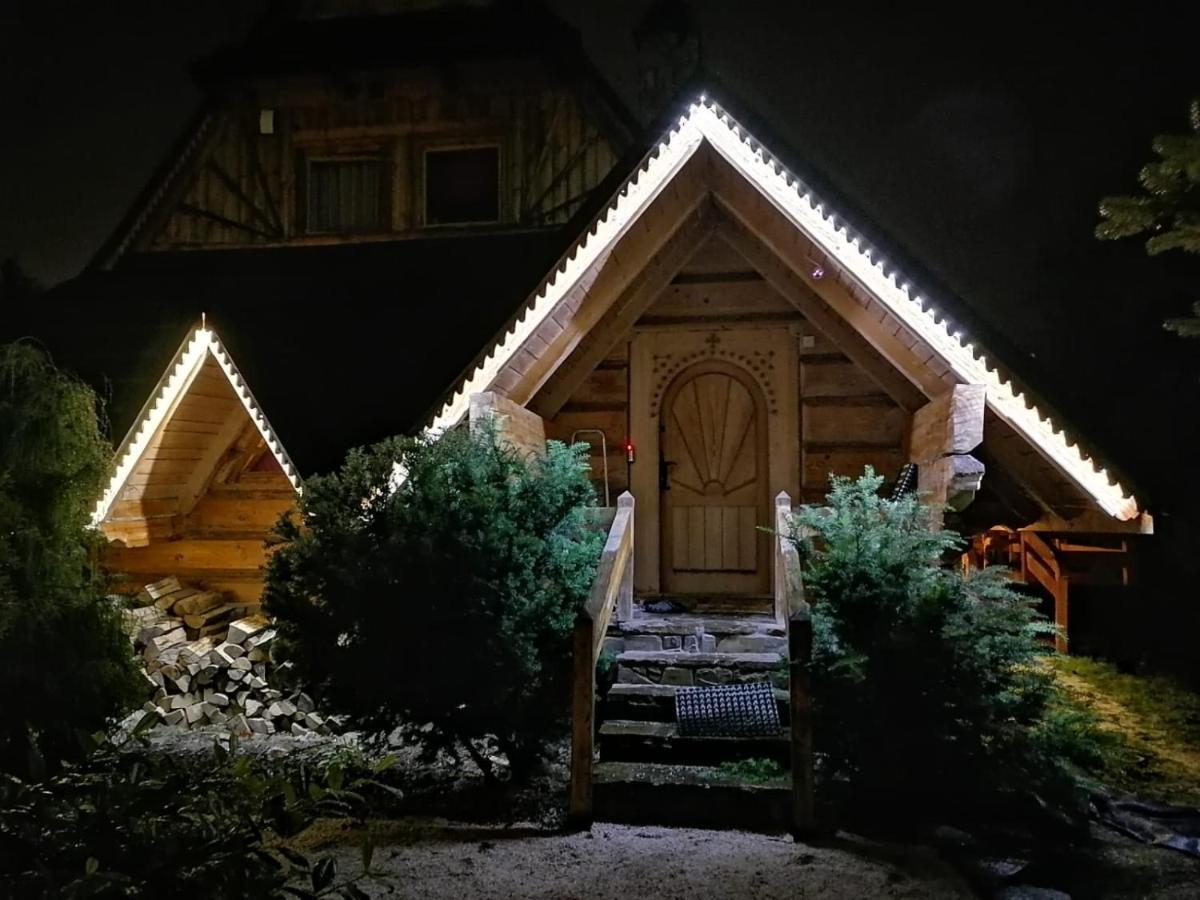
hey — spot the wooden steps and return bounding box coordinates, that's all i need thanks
[593,611,793,829]
[593,761,791,829]
[600,720,790,765]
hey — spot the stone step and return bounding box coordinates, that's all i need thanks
[605,682,790,723]
[593,760,791,830]
[611,614,785,637]
[605,631,788,655]
[616,650,786,688]
[600,720,790,766]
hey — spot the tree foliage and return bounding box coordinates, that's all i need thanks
[788,471,1102,822]
[0,342,141,776]
[1097,98,1200,337]
[264,425,602,778]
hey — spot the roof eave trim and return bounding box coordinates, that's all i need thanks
[688,99,1138,521]
[426,112,706,434]
[425,91,1139,523]
[91,326,301,528]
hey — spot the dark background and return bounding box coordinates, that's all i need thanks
[1,1,1198,516]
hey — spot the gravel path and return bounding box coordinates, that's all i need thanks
[310,821,975,899]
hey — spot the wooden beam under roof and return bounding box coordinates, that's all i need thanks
[715,212,929,412]
[530,200,721,419]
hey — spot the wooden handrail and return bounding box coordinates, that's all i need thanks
[774,491,815,836]
[569,491,635,823]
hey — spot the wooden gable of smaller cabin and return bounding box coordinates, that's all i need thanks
[95,326,300,605]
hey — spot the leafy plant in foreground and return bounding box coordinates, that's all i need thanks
[788,470,1105,824]
[0,342,142,776]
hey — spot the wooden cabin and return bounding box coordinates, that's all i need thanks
[94,327,300,606]
[424,97,1153,650]
[10,2,1152,654]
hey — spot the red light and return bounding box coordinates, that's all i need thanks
[624,440,635,463]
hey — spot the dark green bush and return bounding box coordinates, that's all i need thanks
[264,425,602,779]
[0,342,142,776]
[789,470,1103,823]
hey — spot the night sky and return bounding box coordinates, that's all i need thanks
[2,1,1199,521]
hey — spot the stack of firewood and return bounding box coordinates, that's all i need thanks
[123,576,330,738]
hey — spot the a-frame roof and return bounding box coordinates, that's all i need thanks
[428,94,1143,526]
[92,323,300,529]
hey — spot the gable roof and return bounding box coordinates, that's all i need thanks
[426,94,1143,524]
[92,324,300,528]
[90,1,639,273]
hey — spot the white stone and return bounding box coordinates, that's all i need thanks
[163,709,185,726]
[184,703,205,724]
[244,698,263,717]
[232,656,252,672]
[295,693,315,714]
[248,717,275,735]
[227,714,251,736]
[210,692,230,708]
[290,722,310,737]
[217,641,245,659]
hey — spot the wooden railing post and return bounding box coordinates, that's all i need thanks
[616,491,635,623]
[569,614,596,823]
[789,603,815,837]
[773,489,815,836]
[774,491,792,626]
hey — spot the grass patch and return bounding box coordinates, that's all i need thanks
[717,758,785,784]
[1051,655,1200,805]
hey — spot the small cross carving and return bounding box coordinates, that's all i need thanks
[704,332,721,353]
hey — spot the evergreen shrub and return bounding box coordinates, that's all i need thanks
[788,470,1104,823]
[0,342,141,775]
[265,424,602,779]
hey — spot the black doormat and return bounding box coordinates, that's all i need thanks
[675,682,781,737]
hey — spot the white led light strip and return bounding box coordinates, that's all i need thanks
[687,100,1137,520]
[424,95,1137,521]
[92,327,300,528]
[426,118,705,434]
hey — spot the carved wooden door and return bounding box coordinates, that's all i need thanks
[660,361,768,595]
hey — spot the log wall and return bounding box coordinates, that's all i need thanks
[146,70,620,251]
[542,233,910,509]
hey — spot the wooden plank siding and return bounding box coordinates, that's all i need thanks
[538,224,913,511]
[147,82,619,251]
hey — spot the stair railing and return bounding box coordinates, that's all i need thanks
[1020,530,1070,653]
[775,491,815,836]
[569,490,635,823]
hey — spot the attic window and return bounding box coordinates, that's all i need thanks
[306,159,385,233]
[424,146,500,226]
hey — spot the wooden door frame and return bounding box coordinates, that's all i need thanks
[629,325,800,597]
[659,357,771,594]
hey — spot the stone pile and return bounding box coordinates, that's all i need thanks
[123,576,330,738]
